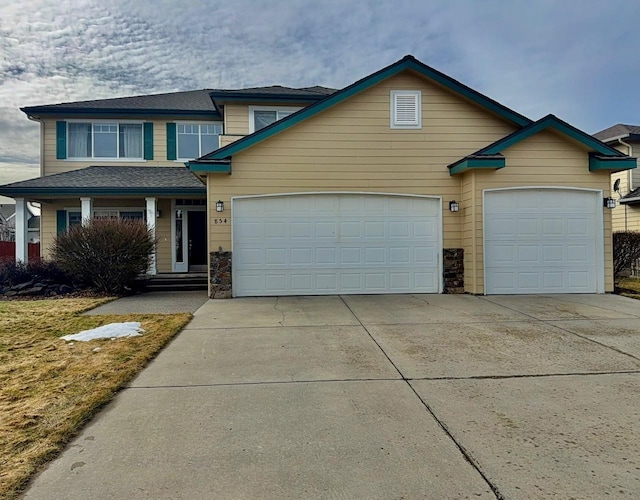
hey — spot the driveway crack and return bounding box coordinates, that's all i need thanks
[273,296,285,326]
[338,295,504,500]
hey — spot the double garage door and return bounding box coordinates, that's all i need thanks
[232,193,441,296]
[484,189,602,294]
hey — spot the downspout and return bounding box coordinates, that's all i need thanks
[619,138,633,231]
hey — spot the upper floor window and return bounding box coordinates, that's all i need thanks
[390,90,422,129]
[177,123,223,159]
[249,106,302,133]
[68,122,143,159]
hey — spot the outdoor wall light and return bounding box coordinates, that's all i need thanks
[216,200,224,212]
[156,209,162,218]
[603,197,616,209]
[449,200,460,212]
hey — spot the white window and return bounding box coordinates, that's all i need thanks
[177,123,222,159]
[249,106,302,133]
[390,90,421,129]
[68,209,144,226]
[68,122,143,159]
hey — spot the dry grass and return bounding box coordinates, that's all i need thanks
[616,277,640,299]
[0,298,192,499]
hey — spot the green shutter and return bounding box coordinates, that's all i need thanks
[56,121,67,159]
[166,123,177,160]
[144,122,154,160]
[56,210,67,234]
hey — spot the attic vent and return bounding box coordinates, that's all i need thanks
[391,90,421,129]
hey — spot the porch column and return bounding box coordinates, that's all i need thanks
[14,198,29,263]
[80,197,93,225]
[145,197,157,275]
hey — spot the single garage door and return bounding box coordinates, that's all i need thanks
[233,193,441,296]
[484,188,602,294]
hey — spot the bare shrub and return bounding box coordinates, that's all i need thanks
[613,231,640,277]
[52,219,155,294]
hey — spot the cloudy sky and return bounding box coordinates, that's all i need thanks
[1,0,640,202]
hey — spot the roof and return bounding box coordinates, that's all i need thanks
[593,124,640,143]
[448,115,633,175]
[189,55,533,168]
[0,204,14,221]
[620,187,640,204]
[21,86,337,118]
[0,167,206,197]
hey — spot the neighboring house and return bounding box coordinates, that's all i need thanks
[0,55,635,296]
[593,124,640,232]
[0,203,40,242]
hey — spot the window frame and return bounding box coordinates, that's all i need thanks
[390,90,422,129]
[65,120,146,161]
[248,106,303,134]
[175,121,223,161]
[66,207,145,227]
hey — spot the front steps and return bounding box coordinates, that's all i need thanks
[146,273,208,292]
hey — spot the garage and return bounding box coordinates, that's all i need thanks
[232,193,442,296]
[484,188,603,294]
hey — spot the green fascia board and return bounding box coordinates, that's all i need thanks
[203,55,533,161]
[589,155,637,171]
[186,161,231,174]
[22,108,221,119]
[0,187,206,197]
[477,114,627,157]
[449,157,506,175]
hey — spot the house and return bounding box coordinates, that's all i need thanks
[593,124,640,232]
[0,203,40,243]
[0,55,635,297]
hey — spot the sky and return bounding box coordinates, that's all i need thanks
[1,0,640,203]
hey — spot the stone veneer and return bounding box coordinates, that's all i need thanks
[443,248,464,294]
[210,251,232,299]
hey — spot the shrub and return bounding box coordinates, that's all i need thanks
[0,258,72,287]
[613,231,640,277]
[52,219,155,294]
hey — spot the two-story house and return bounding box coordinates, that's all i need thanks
[1,55,635,297]
[593,124,640,232]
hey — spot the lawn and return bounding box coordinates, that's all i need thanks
[616,277,640,299]
[0,298,192,499]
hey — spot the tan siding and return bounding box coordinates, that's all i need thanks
[224,104,250,135]
[206,71,517,260]
[469,130,613,293]
[219,135,244,148]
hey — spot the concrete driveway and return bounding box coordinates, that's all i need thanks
[23,294,640,499]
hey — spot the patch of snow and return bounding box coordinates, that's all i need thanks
[61,322,144,342]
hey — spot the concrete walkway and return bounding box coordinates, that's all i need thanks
[84,290,209,315]
[23,294,640,499]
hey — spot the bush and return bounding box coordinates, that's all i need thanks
[52,219,155,295]
[0,258,72,287]
[613,231,640,277]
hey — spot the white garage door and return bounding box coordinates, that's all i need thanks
[233,193,441,296]
[484,188,602,294]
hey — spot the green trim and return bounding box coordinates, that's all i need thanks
[589,155,637,172]
[166,123,177,160]
[143,122,154,160]
[202,55,532,161]
[477,115,626,157]
[449,157,506,175]
[56,121,67,159]
[0,187,206,197]
[187,162,231,173]
[56,210,67,234]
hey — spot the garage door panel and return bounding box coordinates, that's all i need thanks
[484,189,599,294]
[233,194,441,296]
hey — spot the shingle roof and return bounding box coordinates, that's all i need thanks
[593,124,640,142]
[22,90,218,114]
[21,86,337,116]
[620,187,640,204]
[0,167,206,197]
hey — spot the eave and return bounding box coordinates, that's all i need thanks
[589,154,637,172]
[448,154,506,175]
[186,159,232,174]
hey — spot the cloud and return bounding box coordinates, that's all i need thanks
[0,0,639,188]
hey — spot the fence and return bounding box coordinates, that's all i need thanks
[0,241,40,261]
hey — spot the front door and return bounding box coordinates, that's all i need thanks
[188,211,207,272]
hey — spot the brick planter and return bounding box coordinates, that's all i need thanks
[443,248,464,293]
[210,251,232,299]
